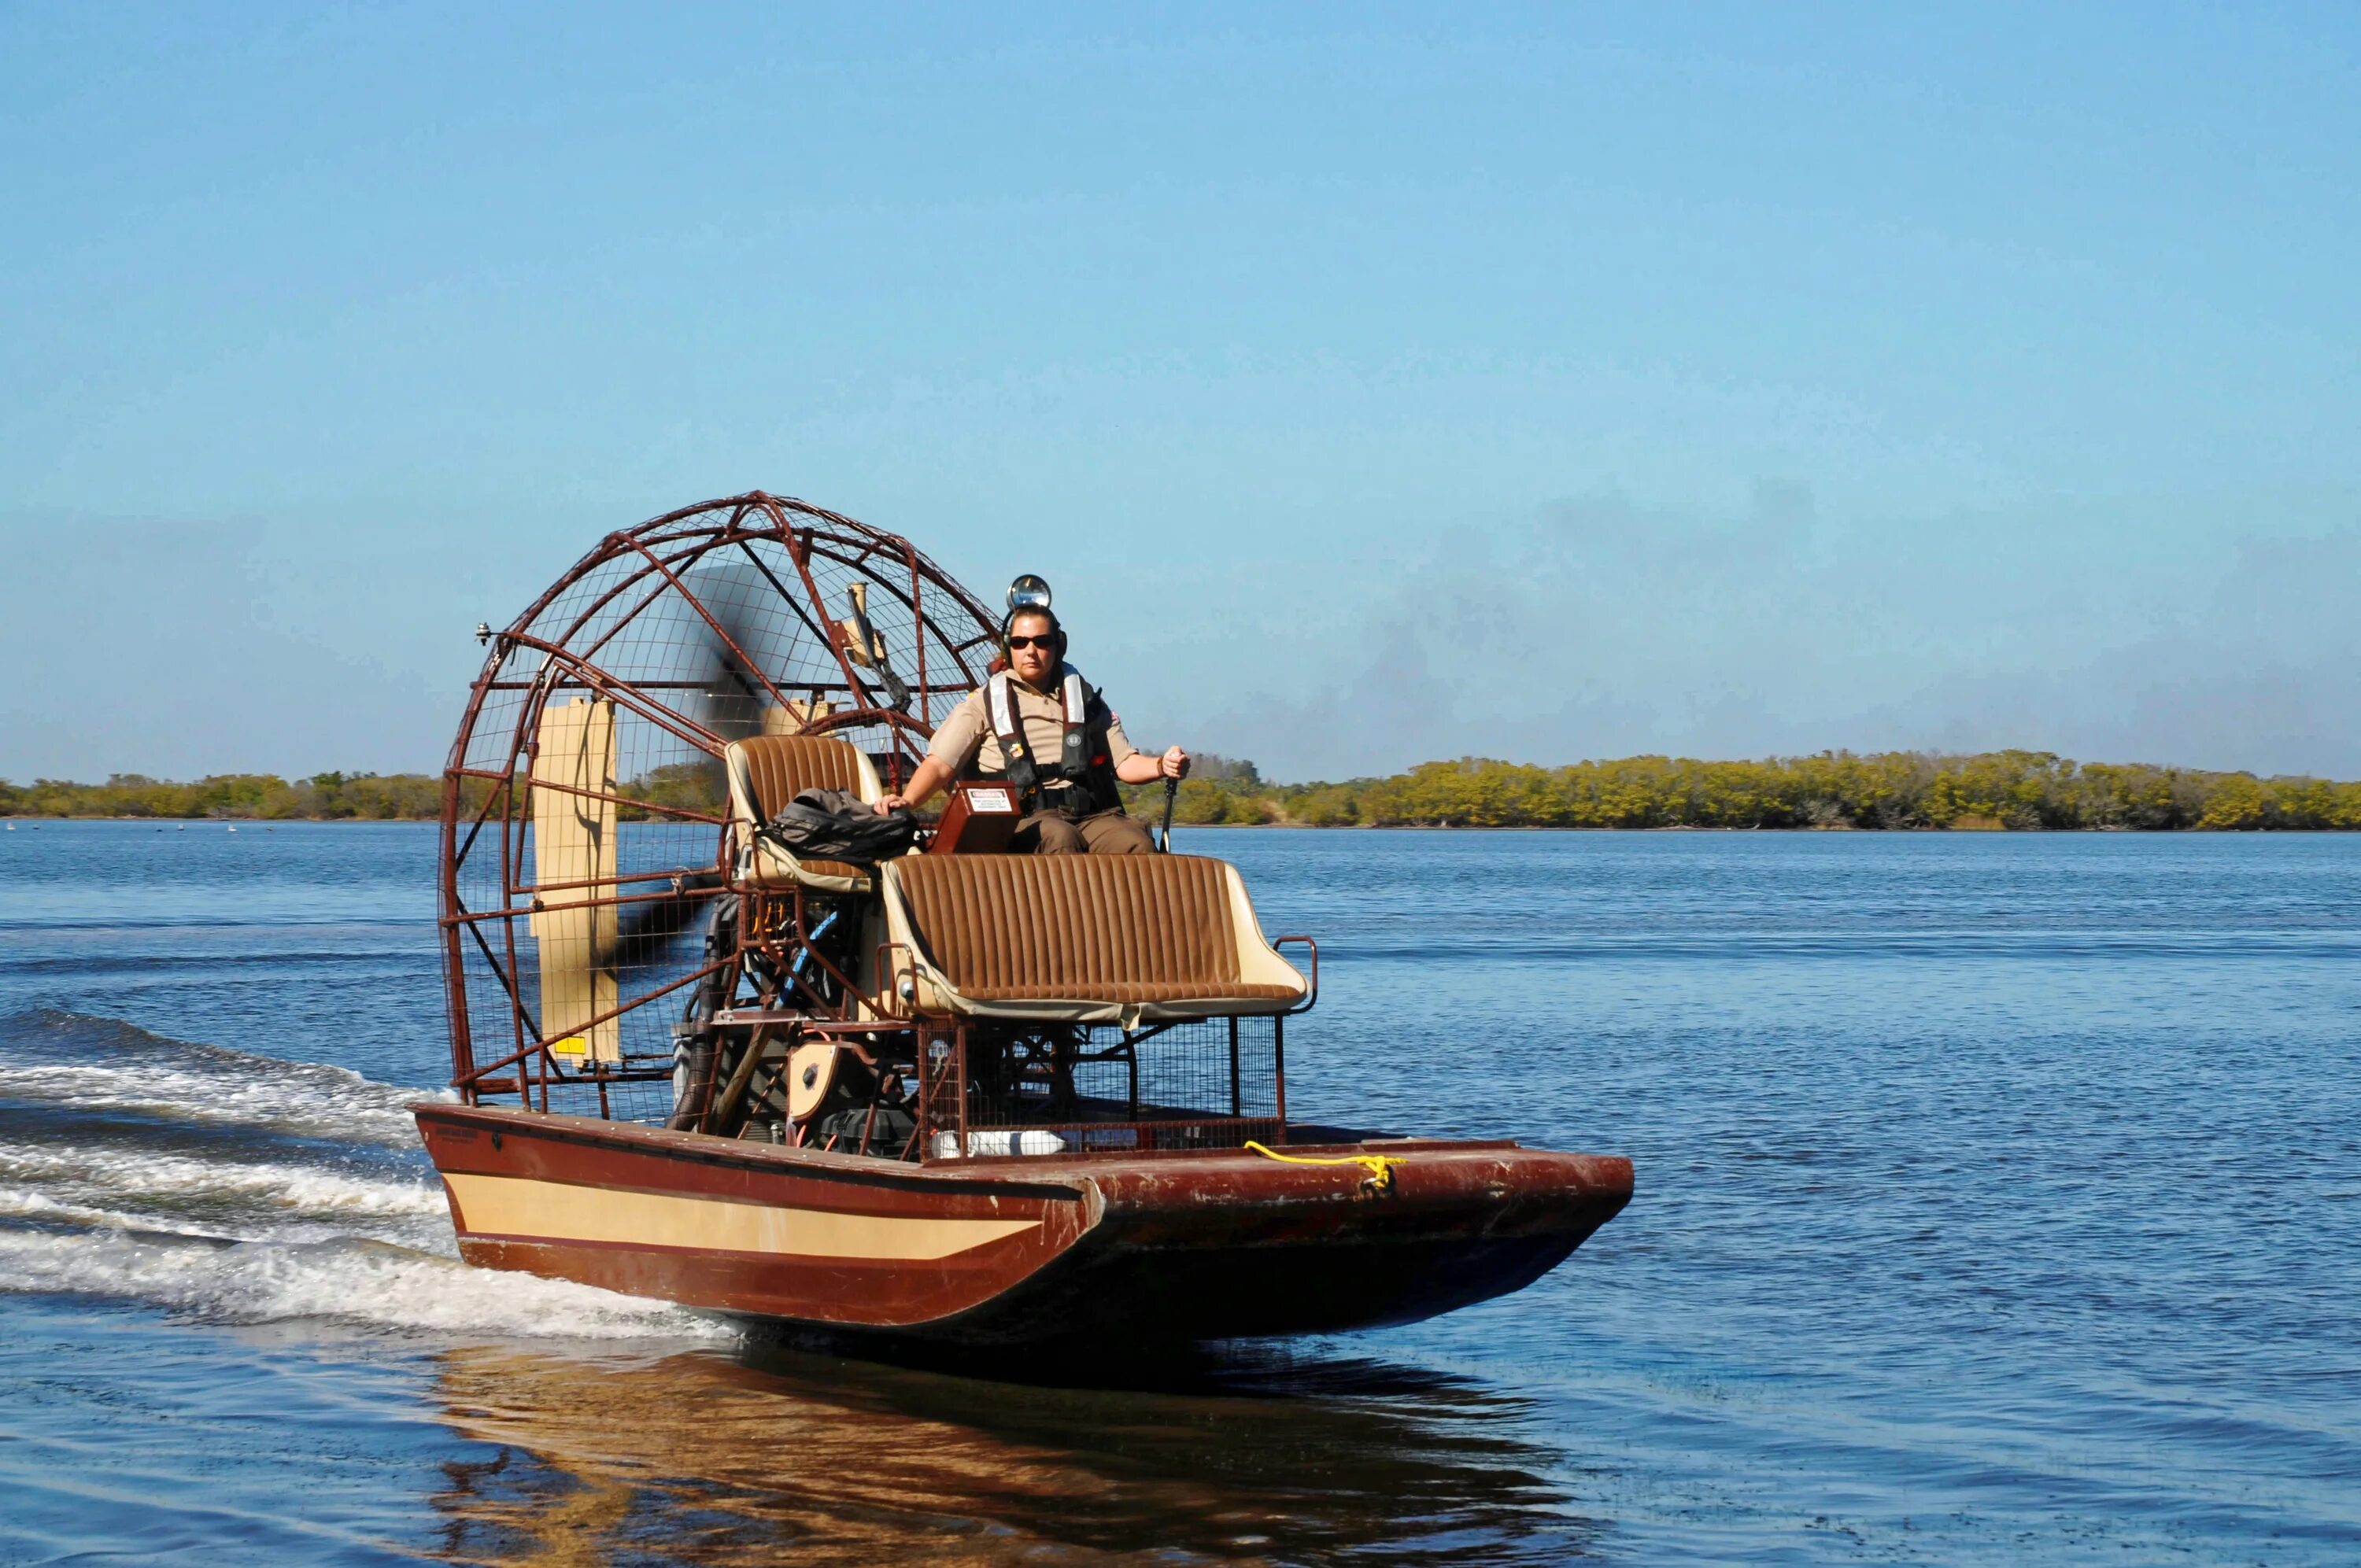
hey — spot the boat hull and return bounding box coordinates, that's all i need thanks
[413,1104,1631,1345]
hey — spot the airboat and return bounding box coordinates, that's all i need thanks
[416,493,1631,1345]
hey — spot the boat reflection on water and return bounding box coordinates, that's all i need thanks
[423,1336,1602,1565]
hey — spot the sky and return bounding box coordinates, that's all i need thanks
[3,3,2356,782]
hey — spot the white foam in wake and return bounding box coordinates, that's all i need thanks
[0,1011,726,1345]
[0,1143,449,1247]
[0,1059,447,1147]
[0,1227,727,1341]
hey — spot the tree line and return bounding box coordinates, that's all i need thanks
[7,749,2359,829]
[1124,750,2361,831]
[0,772,449,821]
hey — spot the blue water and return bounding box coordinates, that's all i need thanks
[1,821,2355,1564]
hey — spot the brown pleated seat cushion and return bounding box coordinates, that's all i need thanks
[726,736,880,886]
[888,854,1303,1004]
[735,735,871,809]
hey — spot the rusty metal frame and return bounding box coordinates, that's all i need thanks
[436,493,1287,1147]
[438,493,1000,1118]
[452,766,729,828]
[913,1015,1289,1164]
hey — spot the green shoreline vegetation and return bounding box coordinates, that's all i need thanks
[6,750,2359,829]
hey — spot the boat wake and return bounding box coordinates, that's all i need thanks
[0,1005,445,1147]
[0,1009,721,1342]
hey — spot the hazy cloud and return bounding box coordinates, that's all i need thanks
[1189,489,2361,780]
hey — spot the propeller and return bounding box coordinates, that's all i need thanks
[564,562,791,1002]
[610,871,725,973]
[606,554,922,987]
[676,559,800,743]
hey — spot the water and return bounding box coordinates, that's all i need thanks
[1,821,2355,1564]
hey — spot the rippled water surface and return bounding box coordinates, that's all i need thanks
[1,821,2354,1564]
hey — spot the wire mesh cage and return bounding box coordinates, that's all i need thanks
[439,493,1000,1112]
[930,1016,1284,1157]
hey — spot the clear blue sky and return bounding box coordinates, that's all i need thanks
[5,4,2356,780]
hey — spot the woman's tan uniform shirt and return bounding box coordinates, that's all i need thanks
[923,679,1140,778]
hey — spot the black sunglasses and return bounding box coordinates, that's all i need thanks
[1006,633,1058,650]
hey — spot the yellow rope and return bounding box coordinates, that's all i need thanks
[1243,1140,1400,1194]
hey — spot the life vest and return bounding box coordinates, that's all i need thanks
[981,666,1122,818]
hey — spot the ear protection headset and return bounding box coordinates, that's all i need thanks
[1001,574,1066,662]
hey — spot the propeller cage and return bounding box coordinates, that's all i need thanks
[438,493,1002,1123]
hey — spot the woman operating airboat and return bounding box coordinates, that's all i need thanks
[878,576,1192,855]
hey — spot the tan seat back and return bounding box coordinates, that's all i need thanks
[729,734,880,818]
[725,736,885,891]
[879,854,1307,1021]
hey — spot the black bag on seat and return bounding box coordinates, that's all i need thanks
[760,788,918,866]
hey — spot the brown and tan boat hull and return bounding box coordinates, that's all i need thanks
[414,1104,1631,1345]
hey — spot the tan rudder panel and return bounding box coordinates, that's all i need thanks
[530,696,620,1063]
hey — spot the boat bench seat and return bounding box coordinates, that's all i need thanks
[878,853,1308,1024]
[726,736,888,894]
